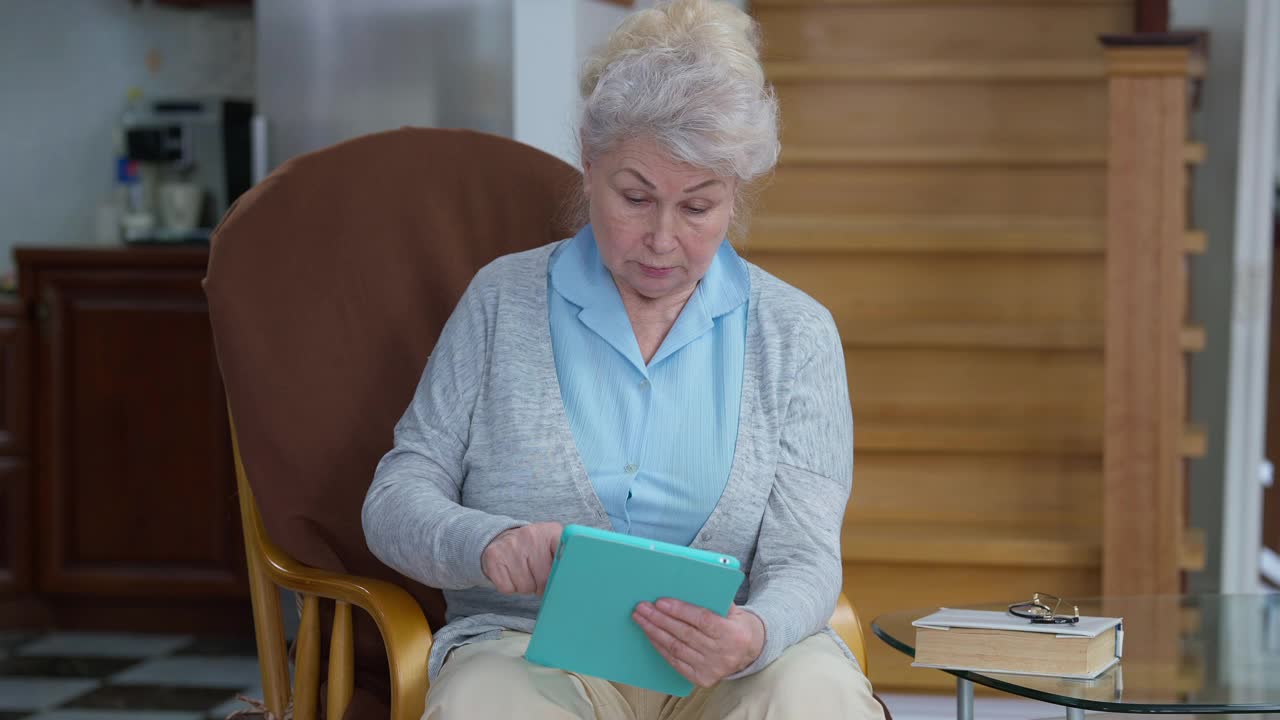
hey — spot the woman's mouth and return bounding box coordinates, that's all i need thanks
[638,263,675,278]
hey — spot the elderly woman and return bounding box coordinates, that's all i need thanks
[363,1,881,717]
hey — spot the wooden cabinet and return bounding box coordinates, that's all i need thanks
[0,301,22,455]
[0,459,31,597]
[11,247,249,631]
[0,297,30,598]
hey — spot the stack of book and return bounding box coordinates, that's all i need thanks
[912,609,1124,679]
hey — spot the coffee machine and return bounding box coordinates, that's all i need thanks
[121,97,253,242]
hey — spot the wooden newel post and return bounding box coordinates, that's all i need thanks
[1101,34,1199,597]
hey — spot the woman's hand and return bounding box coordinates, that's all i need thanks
[480,522,563,595]
[633,599,765,688]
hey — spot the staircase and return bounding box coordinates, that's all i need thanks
[746,0,1193,690]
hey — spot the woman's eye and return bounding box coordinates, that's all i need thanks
[685,205,709,216]
[625,195,648,206]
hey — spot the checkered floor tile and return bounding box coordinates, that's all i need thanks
[0,632,1082,720]
[0,633,263,720]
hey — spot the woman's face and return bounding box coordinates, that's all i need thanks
[584,138,736,304]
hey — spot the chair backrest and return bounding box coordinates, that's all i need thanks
[205,127,581,710]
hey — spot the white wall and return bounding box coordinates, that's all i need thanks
[1173,0,1280,593]
[1172,0,1244,589]
[513,0,581,166]
[514,0,657,166]
[514,0,744,166]
[1219,0,1279,593]
[577,0,657,63]
[258,0,512,170]
[1175,0,1247,594]
[0,1,253,280]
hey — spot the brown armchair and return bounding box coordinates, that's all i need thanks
[206,128,869,720]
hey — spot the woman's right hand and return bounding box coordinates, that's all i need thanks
[480,522,563,595]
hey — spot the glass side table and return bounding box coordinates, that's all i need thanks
[872,594,1280,719]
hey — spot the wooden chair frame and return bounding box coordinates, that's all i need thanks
[231,412,868,719]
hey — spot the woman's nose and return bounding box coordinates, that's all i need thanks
[646,209,678,253]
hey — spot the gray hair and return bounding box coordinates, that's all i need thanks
[576,0,780,228]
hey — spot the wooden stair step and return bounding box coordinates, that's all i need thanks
[755,0,1127,6]
[840,322,1206,351]
[775,81,1106,147]
[764,163,1105,217]
[755,3,1131,66]
[1185,142,1208,165]
[1181,605,1202,635]
[845,322,1101,350]
[848,452,1101,529]
[753,251,1105,331]
[779,143,1209,167]
[1181,528,1207,572]
[782,144,1108,167]
[1183,424,1208,458]
[1181,325,1207,352]
[1185,229,1208,254]
[856,418,1100,454]
[843,523,1100,569]
[847,347,1100,425]
[766,59,1106,82]
[856,419,1208,456]
[748,215,1103,253]
[748,215,1209,255]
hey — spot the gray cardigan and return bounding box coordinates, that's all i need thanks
[363,241,855,680]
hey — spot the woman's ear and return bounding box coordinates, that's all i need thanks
[581,159,593,192]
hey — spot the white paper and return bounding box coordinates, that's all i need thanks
[912,608,1123,639]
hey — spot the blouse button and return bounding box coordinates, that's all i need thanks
[624,463,638,474]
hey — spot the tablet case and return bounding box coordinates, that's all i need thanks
[525,524,746,696]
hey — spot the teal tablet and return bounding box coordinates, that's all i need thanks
[524,524,745,697]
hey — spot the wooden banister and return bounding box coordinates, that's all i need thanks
[1135,0,1170,33]
[1100,34,1200,597]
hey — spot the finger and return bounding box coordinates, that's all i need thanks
[524,548,550,596]
[641,601,715,652]
[670,654,714,689]
[656,598,724,640]
[510,558,537,594]
[637,616,714,688]
[546,523,565,552]
[532,541,555,596]
[634,606,709,668]
[490,562,516,595]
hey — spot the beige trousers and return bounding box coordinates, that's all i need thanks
[422,631,885,720]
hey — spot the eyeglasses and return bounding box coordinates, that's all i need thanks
[1008,592,1080,625]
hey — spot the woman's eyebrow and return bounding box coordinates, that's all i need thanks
[615,168,655,188]
[682,178,723,193]
[614,168,723,194]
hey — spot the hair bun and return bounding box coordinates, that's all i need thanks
[580,0,764,99]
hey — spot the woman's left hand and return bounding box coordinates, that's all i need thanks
[633,599,765,688]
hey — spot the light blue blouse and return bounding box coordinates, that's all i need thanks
[547,226,750,547]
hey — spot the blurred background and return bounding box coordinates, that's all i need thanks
[0,0,1276,717]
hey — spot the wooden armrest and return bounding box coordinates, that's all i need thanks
[260,553,434,701]
[244,485,432,719]
[233,410,431,720]
[831,592,868,672]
